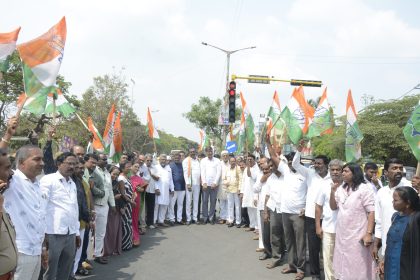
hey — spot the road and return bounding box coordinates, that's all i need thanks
[84,223,308,280]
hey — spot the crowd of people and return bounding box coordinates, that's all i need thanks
[1,116,420,280]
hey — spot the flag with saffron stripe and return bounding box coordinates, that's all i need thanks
[17,17,66,103]
[345,90,363,162]
[146,107,160,139]
[0,27,21,72]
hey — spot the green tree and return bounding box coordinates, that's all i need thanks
[312,94,419,166]
[183,96,223,147]
[358,95,418,166]
[0,52,23,126]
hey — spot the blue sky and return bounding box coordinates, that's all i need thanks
[2,0,420,142]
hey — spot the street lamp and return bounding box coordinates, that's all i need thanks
[202,42,256,147]
[201,42,256,94]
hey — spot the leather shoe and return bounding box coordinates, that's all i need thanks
[227,223,234,227]
[245,227,255,232]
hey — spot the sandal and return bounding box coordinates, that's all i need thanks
[76,268,89,276]
[295,272,305,280]
[281,267,297,274]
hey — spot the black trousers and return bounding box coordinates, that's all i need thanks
[145,192,156,226]
[241,207,250,226]
[305,216,321,277]
[197,187,202,221]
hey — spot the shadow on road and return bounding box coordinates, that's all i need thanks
[84,227,167,280]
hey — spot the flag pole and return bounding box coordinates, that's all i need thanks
[153,138,157,153]
[75,113,90,131]
[52,97,57,125]
[416,162,420,176]
[15,96,28,118]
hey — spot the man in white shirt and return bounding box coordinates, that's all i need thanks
[266,135,307,279]
[264,160,286,269]
[200,147,221,224]
[253,161,272,260]
[154,154,174,226]
[40,152,81,280]
[364,162,382,195]
[372,158,409,260]
[218,151,230,224]
[183,148,201,224]
[94,153,116,263]
[240,154,259,231]
[293,140,330,280]
[144,154,159,228]
[315,159,343,280]
[4,145,47,280]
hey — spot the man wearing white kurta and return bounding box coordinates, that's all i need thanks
[315,159,343,280]
[154,154,174,226]
[200,147,221,224]
[182,148,201,224]
[218,151,230,223]
[223,157,241,227]
[241,154,259,230]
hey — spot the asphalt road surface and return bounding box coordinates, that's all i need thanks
[83,223,308,280]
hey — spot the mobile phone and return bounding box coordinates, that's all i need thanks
[359,239,365,246]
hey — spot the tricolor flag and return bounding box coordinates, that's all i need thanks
[110,112,123,163]
[0,27,20,72]
[280,86,312,144]
[198,129,208,152]
[237,92,255,153]
[146,107,160,139]
[87,117,104,151]
[307,88,334,138]
[266,91,284,136]
[17,17,66,102]
[403,101,420,161]
[103,104,116,153]
[19,87,75,116]
[345,90,363,162]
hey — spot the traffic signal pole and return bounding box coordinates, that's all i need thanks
[231,74,323,87]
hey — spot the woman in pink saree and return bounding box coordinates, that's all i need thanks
[130,163,147,247]
[330,163,376,280]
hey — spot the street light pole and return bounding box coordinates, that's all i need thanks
[202,42,256,93]
[202,42,256,148]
